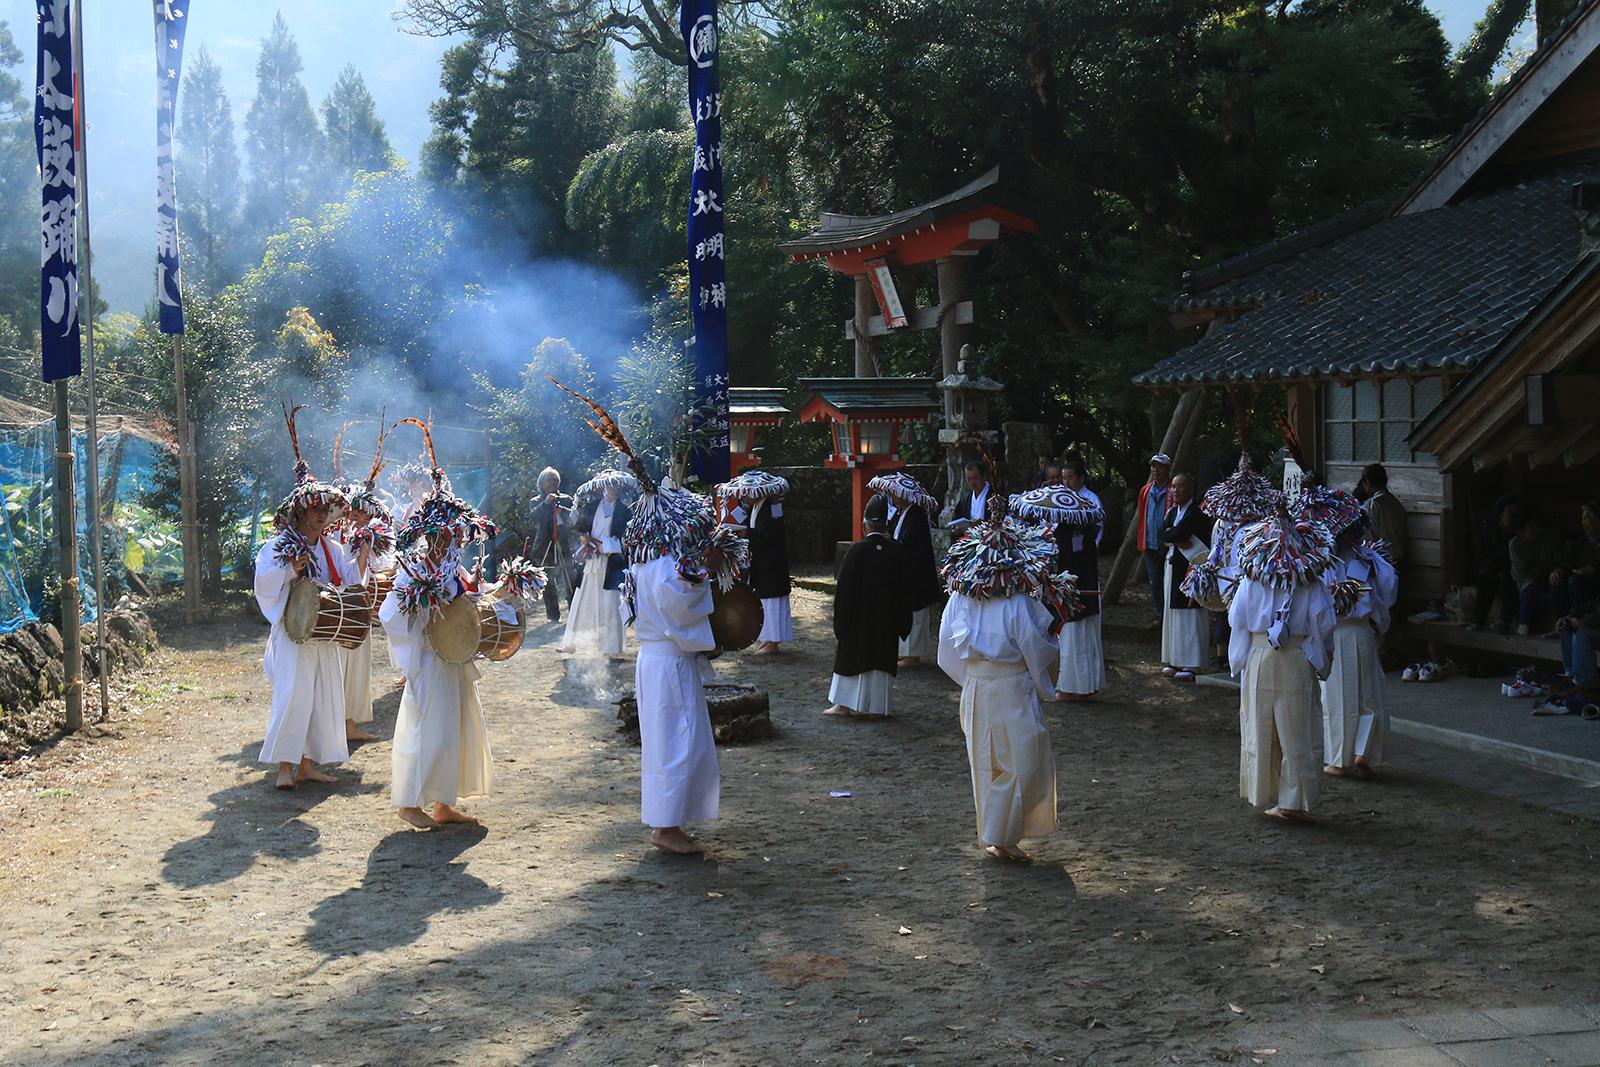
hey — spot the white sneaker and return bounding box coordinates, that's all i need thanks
[1418,664,1437,682]
[1402,664,1420,682]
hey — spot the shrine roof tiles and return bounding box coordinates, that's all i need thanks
[729,386,790,416]
[1135,163,1595,388]
[797,377,939,412]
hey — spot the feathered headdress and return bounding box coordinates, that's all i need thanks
[391,415,497,551]
[340,410,393,525]
[274,402,347,530]
[548,377,741,590]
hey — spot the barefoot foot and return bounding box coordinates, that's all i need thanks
[1264,806,1315,823]
[984,844,1033,862]
[897,656,922,669]
[431,803,480,826]
[346,720,378,742]
[274,764,297,790]
[753,641,780,656]
[1354,758,1378,780]
[398,807,437,830]
[296,760,337,785]
[1323,765,1347,778]
[823,704,854,718]
[651,826,703,854]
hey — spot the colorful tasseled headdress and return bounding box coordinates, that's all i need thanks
[274,402,347,530]
[940,497,1081,616]
[574,467,641,504]
[867,471,938,514]
[1233,500,1337,591]
[716,469,790,501]
[391,416,498,551]
[1007,484,1105,528]
[1202,394,1283,523]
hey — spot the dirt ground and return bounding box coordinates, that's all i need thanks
[2,580,1599,1066]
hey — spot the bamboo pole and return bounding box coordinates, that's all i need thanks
[53,380,82,733]
[172,334,199,622]
[71,0,109,716]
[1102,387,1206,605]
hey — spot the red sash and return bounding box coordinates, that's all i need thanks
[319,535,344,586]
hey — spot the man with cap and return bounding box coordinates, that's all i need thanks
[827,494,914,718]
[1134,453,1174,622]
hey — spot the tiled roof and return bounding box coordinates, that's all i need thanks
[729,386,790,416]
[1134,165,1594,387]
[779,168,1012,257]
[797,377,939,412]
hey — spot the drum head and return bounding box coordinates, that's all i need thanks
[426,595,481,664]
[709,582,764,652]
[283,578,321,642]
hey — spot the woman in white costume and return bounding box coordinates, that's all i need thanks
[1302,488,1400,779]
[718,470,792,655]
[1226,503,1339,822]
[381,419,502,831]
[253,406,352,790]
[333,420,395,741]
[937,499,1078,862]
[560,469,635,657]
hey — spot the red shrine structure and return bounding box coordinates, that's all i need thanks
[794,378,939,538]
[727,387,789,475]
[779,168,1035,532]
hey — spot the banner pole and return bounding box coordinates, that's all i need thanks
[71,0,109,716]
[173,333,199,622]
[52,379,83,733]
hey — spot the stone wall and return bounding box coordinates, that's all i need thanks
[0,599,158,728]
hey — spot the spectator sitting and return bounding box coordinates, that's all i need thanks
[1556,502,1600,620]
[1509,509,1556,636]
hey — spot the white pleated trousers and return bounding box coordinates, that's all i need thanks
[758,596,793,643]
[1056,615,1104,694]
[959,659,1057,847]
[341,636,375,725]
[390,653,492,809]
[899,606,936,659]
[1161,558,1211,670]
[828,670,893,715]
[636,641,719,827]
[1321,619,1386,767]
[1239,633,1320,812]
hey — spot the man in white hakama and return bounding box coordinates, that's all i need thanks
[561,481,629,657]
[381,546,494,830]
[935,504,1071,862]
[1054,461,1106,700]
[630,553,720,853]
[254,433,353,790]
[1227,511,1338,822]
[1314,495,1399,779]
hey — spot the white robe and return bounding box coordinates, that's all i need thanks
[1161,554,1211,670]
[1056,614,1104,694]
[1228,578,1336,811]
[900,607,937,659]
[380,566,493,809]
[561,500,626,656]
[938,593,1059,847]
[338,541,391,726]
[735,500,794,644]
[1321,549,1399,768]
[253,536,352,767]
[630,555,719,827]
[828,670,893,715]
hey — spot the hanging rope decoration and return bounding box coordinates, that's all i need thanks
[1201,391,1282,523]
[493,555,550,602]
[272,526,319,580]
[1330,577,1372,618]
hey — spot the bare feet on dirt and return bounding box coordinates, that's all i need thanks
[346,720,378,742]
[274,764,297,790]
[1324,765,1347,777]
[823,704,853,717]
[1354,758,1378,779]
[1265,806,1315,823]
[397,807,437,830]
[754,642,781,656]
[897,656,922,668]
[985,844,1033,862]
[296,760,336,785]
[432,803,480,826]
[651,827,703,854]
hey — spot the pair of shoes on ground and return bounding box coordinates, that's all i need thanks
[1502,679,1548,699]
[1160,666,1197,683]
[1401,659,1456,683]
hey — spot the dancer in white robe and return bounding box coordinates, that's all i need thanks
[936,499,1076,861]
[1227,506,1338,822]
[1197,449,1285,677]
[254,410,353,790]
[561,479,630,657]
[1307,491,1400,778]
[380,421,502,831]
[336,457,396,741]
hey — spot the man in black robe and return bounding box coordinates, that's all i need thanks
[1158,472,1214,676]
[827,494,913,718]
[732,492,793,654]
[889,492,941,666]
[530,466,576,622]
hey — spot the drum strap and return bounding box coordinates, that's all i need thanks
[319,536,344,586]
[460,571,478,593]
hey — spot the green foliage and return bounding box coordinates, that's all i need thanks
[178,47,245,294]
[473,338,607,540]
[612,314,710,485]
[245,14,325,244]
[0,20,38,340]
[566,129,693,285]
[322,65,396,185]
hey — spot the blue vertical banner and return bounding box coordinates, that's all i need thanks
[155,0,190,335]
[681,0,730,485]
[35,0,80,382]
